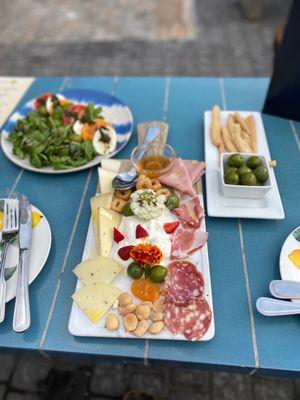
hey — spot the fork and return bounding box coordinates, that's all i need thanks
[0,199,19,322]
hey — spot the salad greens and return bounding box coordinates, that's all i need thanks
[8,95,103,170]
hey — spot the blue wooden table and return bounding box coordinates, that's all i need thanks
[0,77,300,376]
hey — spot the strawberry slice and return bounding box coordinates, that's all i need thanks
[118,245,135,261]
[163,221,180,234]
[114,227,125,243]
[136,224,149,239]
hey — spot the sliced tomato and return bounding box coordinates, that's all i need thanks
[163,221,180,234]
[34,93,52,109]
[69,104,86,118]
[62,114,74,126]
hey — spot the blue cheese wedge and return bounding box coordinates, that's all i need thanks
[73,256,122,285]
[90,193,113,248]
[98,207,121,256]
[72,283,121,324]
[98,167,118,194]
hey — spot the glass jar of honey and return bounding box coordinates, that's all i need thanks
[131,143,176,178]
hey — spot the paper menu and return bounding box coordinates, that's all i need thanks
[0,77,34,128]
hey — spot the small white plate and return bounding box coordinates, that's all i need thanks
[280,227,300,283]
[0,200,52,302]
[204,111,284,219]
[68,194,215,342]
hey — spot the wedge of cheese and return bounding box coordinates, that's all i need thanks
[73,256,122,285]
[98,167,118,194]
[90,193,113,248]
[72,283,121,324]
[98,207,121,256]
[101,159,121,172]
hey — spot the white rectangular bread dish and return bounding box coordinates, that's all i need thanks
[68,193,215,341]
[204,111,284,219]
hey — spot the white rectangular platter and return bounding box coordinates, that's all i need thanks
[68,192,215,341]
[204,111,284,219]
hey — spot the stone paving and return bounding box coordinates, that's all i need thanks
[0,353,299,400]
[0,1,297,399]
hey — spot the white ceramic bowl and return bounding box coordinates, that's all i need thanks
[220,153,272,199]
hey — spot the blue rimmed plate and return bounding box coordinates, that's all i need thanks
[1,89,133,174]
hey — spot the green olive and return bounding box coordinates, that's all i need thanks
[122,202,134,217]
[127,262,144,279]
[224,166,237,177]
[224,171,239,185]
[149,265,168,283]
[166,194,180,210]
[227,153,244,168]
[237,164,252,176]
[247,156,262,169]
[253,165,269,183]
[240,172,257,186]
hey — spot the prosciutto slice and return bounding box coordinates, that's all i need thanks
[171,225,208,259]
[158,158,196,197]
[174,196,204,229]
[183,160,205,183]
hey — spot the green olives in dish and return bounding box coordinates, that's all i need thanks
[253,165,269,183]
[224,171,239,185]
[227,153,244,168]
[237,164,252,176]
[224,166,238,177]
[240,172,257,186]
[247,156,262,169]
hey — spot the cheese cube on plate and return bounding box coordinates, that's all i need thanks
[73,256,122,285]
[72,283,121,324]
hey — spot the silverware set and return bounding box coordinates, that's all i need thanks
[257,280,300,317]
[0,195,32,332]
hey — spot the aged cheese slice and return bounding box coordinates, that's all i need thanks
[98,167,118,194]
[98,207,121,257]
[73,256,122,285]
[72,283,121,324]
[101,159,121,172]
[90,193,113,248]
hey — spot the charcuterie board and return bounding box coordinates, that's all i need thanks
[68,124,215,341]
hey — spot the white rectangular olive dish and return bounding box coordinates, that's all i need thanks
[220,153,272,199]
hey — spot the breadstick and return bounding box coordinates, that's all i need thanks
[241,129,252,145]
[227,114,235,135]
[221,127,238,152]
[218,141,225,155]
[231,124,253,153]
[211,105,222,147]
[245,115,257,152]
[233,112,252,137]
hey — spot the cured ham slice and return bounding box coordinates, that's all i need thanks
[165,297,212,340]
[164,261,204,305]
[158,158,196,197]
[183,160,205,183]
[174,197,204,229]
[171,225,208,259]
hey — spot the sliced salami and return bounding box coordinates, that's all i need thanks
[165,297,212,340]
[174,197,203,229]
[164,261,204,305]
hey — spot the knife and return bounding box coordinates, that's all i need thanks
[13,195,32,332]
